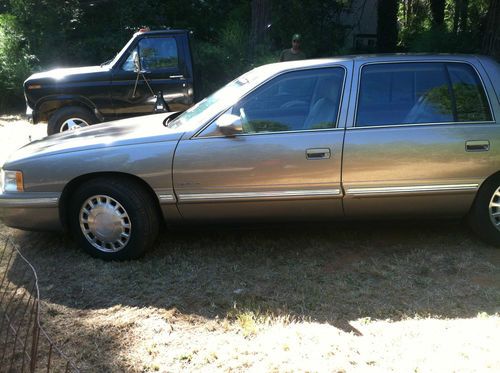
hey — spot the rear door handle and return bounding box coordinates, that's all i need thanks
[306,148,331,160]
[466,140,489,152]
[169,74,185,79]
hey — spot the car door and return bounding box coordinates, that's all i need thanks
[110,35,189,117]
[342,59,499,218]
[173,65,350,221]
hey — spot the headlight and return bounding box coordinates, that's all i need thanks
[0,169,24,192]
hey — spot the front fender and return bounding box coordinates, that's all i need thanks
[35,95,102,122]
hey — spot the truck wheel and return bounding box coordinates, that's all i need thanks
[468,175,500,246]
[69,177,159,260]
[47,106,96,135]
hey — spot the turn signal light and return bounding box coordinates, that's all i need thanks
[16,172,24,192]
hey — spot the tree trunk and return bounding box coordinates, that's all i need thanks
[459,0,469,32]
[430,0,446,26]
[377,0,399,52]
[249,0,271,55]
[482,0,500,61]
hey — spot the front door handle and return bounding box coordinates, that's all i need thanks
[466,140,490,152]
[306,148,331,160]
[169,74,185,79]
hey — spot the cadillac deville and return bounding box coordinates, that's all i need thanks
[1,55,499,260]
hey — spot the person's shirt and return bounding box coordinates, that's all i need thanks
[279,48,306,62]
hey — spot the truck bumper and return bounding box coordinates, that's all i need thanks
[0,192,63,231]
[25,106,40,124]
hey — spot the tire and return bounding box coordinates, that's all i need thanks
[69,177,159,260]
[47,106,96,135]
[468,175,500,246]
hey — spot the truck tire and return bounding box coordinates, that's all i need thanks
[47,106,97,135]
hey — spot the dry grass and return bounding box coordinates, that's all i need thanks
[1,116,500,372]
[2,222,499,372]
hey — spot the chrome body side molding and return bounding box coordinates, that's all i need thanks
[345,184,479,197]
[178,189,342,202]
[157,193,176,204]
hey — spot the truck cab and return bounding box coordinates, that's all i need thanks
[24,29,195,135]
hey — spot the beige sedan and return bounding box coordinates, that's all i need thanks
[1,54,499,260]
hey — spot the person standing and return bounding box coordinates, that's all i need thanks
[279,34,306,62]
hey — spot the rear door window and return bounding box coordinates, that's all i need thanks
[447,63,492,122]
[356,62,492,127]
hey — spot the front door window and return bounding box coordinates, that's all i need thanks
[122,37,179,72]
[201,67,345,137]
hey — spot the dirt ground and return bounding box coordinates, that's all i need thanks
[0,114,46,165]
[1,115,499,372]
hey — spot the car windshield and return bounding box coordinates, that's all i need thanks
[167,65,281,131]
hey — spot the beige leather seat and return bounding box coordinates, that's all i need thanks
[303,77,341,129]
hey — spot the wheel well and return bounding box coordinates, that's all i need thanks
[467,171,500,213]
[58,172,163,231]
[477,171,500,192]
[38,100,95,122]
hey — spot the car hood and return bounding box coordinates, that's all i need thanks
[26,65,108,81]
[5,113,185,164]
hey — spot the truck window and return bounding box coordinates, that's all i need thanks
[122,37,179,71]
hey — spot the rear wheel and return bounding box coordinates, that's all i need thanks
[468,176,500,246]
[47,106,96,135]
[69,177,159,260]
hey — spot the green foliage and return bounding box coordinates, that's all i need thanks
[193,3,275,97]
[271,0,346,58]
[400,0,491,53]
[408,28,482,53]
[9,0,82,67]
[193,18,249,98]
[0,13,35,111]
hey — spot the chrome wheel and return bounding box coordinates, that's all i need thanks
[79,195,131,252]
[60,117,90,132]
[489,187,500,231]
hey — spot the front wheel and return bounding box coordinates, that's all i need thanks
[47,106,96,135]
[468,176,500,246]
[69,177,159,260]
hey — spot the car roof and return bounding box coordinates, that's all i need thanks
[274,53,490,69]
[250,53,494,82]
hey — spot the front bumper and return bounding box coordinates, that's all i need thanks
[0,192,62,231]
[26,106,40,124]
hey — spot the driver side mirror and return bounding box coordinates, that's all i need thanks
[215,113,243,137]
[133,50,141,73]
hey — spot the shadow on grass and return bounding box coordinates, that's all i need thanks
[5,221,500,369]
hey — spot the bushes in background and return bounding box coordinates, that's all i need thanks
[0,14,35,112]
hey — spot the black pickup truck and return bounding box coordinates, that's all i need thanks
[24,29,195,135]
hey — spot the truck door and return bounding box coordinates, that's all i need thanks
[110,34,192,117]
